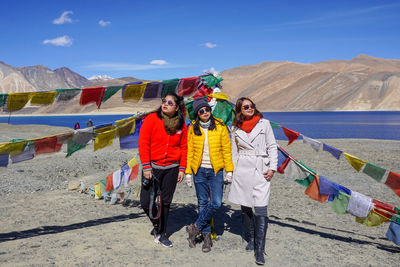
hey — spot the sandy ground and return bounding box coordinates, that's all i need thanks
[0,124,400,266]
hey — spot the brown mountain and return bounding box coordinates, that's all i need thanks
[221,55,400,111]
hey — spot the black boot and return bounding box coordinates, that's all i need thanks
[241,207,255,251]
[254,215,268,265]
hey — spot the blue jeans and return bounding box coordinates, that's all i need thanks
[194,167,223,234]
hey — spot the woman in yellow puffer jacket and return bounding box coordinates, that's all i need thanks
[185,97,233,253]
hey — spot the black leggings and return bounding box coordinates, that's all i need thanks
[140,167,179,235]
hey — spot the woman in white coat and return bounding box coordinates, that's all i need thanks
[228,97,278,266]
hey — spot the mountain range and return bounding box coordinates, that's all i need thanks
[1,54,399,113]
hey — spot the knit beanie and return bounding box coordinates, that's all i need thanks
[193,98,211,115]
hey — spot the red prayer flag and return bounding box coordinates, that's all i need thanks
[177,77,200,96]
[80,87,106,108]
[385,171,400,198]
[277,157,290,174]
[372,199,395,219]
[193,84,213,99]
[106,173,113,192]
[129,164,140,182]
[281,126,300,145]
[34,136,62,155]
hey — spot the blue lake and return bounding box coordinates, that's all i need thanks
[0,111,399,140]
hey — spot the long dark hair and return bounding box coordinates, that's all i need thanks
[193,114,217,136]
[232,97,263,127]
[156,92,185,130]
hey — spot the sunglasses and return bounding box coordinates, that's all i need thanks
[199,106,211,115]
[162,98,176,106]
[242,104,256,110]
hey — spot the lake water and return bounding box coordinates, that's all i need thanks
[1,111,399,140]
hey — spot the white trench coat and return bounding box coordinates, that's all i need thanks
[228,118,278,207]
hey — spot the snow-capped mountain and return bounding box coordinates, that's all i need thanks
[88,74,113,81]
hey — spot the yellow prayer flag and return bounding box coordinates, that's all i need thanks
[7,92,32,112]
[94,125,115,134]
[0,143,11,154]
[344,152,367,172]
[123,83,148,102]
[94,128,116,151]
[116,117,135,137]
[128,156,138,168]
[94,182,102,199]
[355,210,389,227]
[209,92,230,101]
[30,91,58,105]
[8,141,26,156]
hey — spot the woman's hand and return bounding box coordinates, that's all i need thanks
[177,171,185,184]
[263,169,275,181]
[143,170,152,180]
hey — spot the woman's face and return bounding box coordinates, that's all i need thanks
[241,99,255,119]
[198,106,211,122]
[161,95,178,116]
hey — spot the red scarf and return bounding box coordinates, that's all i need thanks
[238,115,261,133]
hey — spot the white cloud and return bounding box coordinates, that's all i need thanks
[150,59,168,65]
[99,19,111,27]
[53,11,73,24]
[203,42,217,48]
[43,35,73,47]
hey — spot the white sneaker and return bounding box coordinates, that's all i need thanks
[154,234,160,244]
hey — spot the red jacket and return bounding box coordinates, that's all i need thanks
[139,112,187,172]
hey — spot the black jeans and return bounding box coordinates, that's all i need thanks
[140,166,179,235]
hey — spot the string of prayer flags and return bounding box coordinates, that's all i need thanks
[281,126,300,145]
[56,88,81,101]
[122,82,146,102]
[94,128,116,151]
[80,87,106,108]
[346,191,373,219]
[30,91,58,105]
[34,136,62,155]
[302,135,322,152]
[161,79,180,98]
[343,153,367,172]
[304,175,330,203]
[385,172,400,197]
[331,191,350,214]
[102,86,123,103]
[6,92,32,112]
[143,82,162,100]
[177,77,201,96]
[386,221,400,246]
[362,162,386,182]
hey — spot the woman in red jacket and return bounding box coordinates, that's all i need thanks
[139,92,187,248]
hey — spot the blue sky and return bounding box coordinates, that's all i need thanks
[1,0,399,80]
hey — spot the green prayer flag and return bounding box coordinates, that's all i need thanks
[295,174,315,187]
[297,161,317,175]
[185,100,195,121]
[102,86,122,103]
[66,142,86,157]
[202,75,223,88]
[270,121,280,129]
[0,94,7,107]
[331,191,350,214]
[212,100,233,125]
[161,79,180,98]
[362,162,386,182]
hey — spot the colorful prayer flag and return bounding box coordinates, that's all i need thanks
[30,91,58,105]
[212,100,233,125]
[270,121,281,129]
[302,135,322,152]
[304,176,329,203]
[331,191,350,214]
[362,162,386,182]
[201,75,223,88]
[344,153,367,172]
[355,210,389,227]
[0,153,9,167]
[386,221,400,246]
[0,93,7,107]
[80,87,106,108]
[123,82,146,102]
[346,191,373,219]
[6,92,32,112]
[193,84,213,99]
[161,79,180,97]
[281,126,300,145]
[322,143,342,160]
[94,128,116,151]
[34,136,62,155]
[385,171,400,198]
[102,86,123,103]
[106,173,113,192]
[177,77,200,96]
[116,117,135,137]
[56,88,81,101]
[143,82,162,99]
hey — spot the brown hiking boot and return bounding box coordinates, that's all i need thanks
[186,224,199,248]
[202,233,213,253]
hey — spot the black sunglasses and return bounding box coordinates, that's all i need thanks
[162,98,175,106]
[198,106,211,115]
[243,104,256,110]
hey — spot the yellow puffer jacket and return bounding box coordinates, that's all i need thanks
[185,118,234,175]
